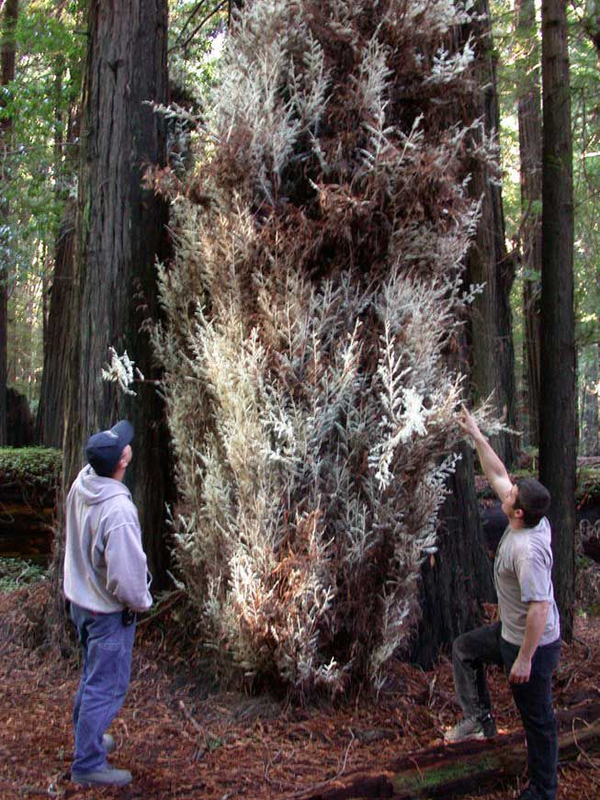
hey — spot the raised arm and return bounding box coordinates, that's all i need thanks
[458,405,513,501]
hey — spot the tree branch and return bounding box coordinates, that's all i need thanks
[170,0,228,53]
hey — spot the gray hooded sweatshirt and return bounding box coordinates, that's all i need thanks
[63,465,152,613]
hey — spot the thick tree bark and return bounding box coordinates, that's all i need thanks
[35,51,80,447]
[63,0,171,584]
[540,0,576,641]
[516,0,543,450]
[465,0,517,468]
[0,0,18,447]
[35,201,76,447]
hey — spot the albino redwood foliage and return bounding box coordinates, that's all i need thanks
[153,0,499,695]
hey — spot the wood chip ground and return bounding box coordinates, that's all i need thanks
[1,585,599,799]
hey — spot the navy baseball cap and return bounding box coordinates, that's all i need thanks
[86,420,134,477]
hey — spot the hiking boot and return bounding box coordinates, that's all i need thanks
[71,766,132,787]
[444,713,497,744]
[102,733,116,754]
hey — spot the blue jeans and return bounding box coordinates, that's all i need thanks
[70,603,136,773]
[452,621,561,800]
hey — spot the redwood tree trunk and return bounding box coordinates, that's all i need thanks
[540,0,576,641]
[63,0,171,584]
[0,0,18,447]
[517,0,543,451]
[35,56,77,448]
[580,345,599,457]
[35,201,76,447]
[466,0,517,468]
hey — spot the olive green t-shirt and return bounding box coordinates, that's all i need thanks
[493,516,560,647]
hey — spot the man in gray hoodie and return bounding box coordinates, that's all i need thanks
[64,420,152,788]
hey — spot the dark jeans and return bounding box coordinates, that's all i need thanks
[452,621,561,800]
[70,603,136,773]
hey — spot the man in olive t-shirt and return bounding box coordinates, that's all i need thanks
[444,407,561,800]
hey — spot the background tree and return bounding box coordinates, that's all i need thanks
[0,1,84,426]
[540,0,577,640]
[571,1,600,460]
[466,0,517,468]
[35,199,76,446]
[0,0,19,446]
[579,345,599,455]
[490,1,600,465]
[515,0,543,450]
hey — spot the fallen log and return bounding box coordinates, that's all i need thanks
[301,702,600,799]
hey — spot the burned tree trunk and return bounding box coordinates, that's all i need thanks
[411,444,495,669]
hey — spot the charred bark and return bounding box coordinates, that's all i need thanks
[411,444,495,669]
[6,387,33,446]
[410,11,506,668]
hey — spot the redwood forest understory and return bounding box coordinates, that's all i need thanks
[1,0,600,797]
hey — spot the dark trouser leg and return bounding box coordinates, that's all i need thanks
[500,637,561,800]
[452,622,503,719]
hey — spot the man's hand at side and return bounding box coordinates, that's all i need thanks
[509,601,549,685]
[509,653,532,684]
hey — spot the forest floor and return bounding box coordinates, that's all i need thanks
[1,582,600,800]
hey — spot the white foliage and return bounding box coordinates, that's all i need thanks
[101,347,143,396]
[153,0,496,694]
[425,36,476,86]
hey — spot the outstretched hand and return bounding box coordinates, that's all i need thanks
[458,405,482,440]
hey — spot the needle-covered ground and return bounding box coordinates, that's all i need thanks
[1,581,599,800]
